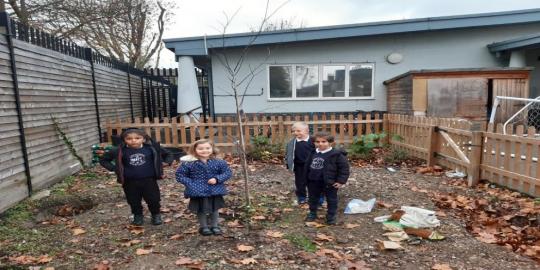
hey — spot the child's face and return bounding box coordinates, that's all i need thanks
[314,137,331,151]
[124,133,145,148]
[195,143,213,159]
[292,126,309,139]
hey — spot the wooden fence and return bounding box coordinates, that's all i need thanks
[386,114,539,197]
[105,113,385,153]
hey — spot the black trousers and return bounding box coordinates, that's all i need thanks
[122,178,161,215]
[294,164,308,198]
[307,180,338,217]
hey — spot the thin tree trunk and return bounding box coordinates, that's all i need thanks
[233,89,251,206]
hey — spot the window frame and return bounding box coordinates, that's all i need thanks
[267,63,375,101]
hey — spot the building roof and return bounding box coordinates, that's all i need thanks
[383,67,533,85]
[164,8,540,57]
[487,32,540,52]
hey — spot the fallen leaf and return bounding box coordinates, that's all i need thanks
[135,248,152,255]
[316,248,342,259]
[252,215,266,220]
[175,257,205,269]
[164,218,173,223]
[305,221,325,228]
[72,228,86,236]
[432,263,453,270]
[237,244,255,252]
[377,201,394,208]
[283,208,294,213]
[344,259,371,270]
[227,219,244,228]
[475,232,498,244]
[36,255,53,264]
[378,240,404,250]
[170,234,182,240]
[345,223,360,229]
[241,258,257,265]
[266,230,284,238]
[128,226,144,235]
[316,233,334,242]
[94,260,111,270]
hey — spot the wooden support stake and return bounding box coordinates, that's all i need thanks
[426,126,437,166]
[467,131,483,186]
[439,130,470,164]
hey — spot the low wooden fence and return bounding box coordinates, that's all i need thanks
[105,113,384,153]
[386,114,539,197]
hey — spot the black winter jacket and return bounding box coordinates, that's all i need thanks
[304,148,350,186]
[100,140,173,184]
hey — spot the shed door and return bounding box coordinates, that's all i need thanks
[427,78,488,119]
[492,79,529,124]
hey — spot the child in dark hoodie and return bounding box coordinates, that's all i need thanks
[304,132,350,225]
[100,128,173,226]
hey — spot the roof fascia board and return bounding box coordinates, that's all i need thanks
[163,8,540,56]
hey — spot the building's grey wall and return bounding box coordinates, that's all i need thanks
[526,48,540,98]
[210,23,540,114]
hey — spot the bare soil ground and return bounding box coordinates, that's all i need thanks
[0,159,538,270]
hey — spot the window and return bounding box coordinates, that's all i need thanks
[349,64,373,97]
[269,66,292,98]
[268,63,374,99]
[322,65,345,97]
[296,65,319,97]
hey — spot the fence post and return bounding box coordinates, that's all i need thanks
[127,65,134,122]
[467,131,484,186]
[426,126,438,167]
[382,114,390,145]
[1,12,33,195]
[85,48,103,142]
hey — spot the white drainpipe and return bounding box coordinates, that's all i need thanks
[177,56,202,122]
[508,50,526,67]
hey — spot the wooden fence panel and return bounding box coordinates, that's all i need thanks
[12,39,97,190]
[480,125,540,197]
[0,35,28,213]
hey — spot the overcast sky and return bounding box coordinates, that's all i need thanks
[159,0,540,67]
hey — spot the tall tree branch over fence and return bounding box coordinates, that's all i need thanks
[3,0,174,68]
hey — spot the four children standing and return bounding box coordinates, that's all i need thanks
[100,121,349,234]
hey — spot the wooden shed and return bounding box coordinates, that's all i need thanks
[383,68,532,121]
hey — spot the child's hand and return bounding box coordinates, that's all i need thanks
[332,182,342,189]
[208,178,217,185]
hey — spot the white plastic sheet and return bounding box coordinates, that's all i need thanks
[344,198,376,214]
[399,206,440,228]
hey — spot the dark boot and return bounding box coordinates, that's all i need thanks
[326,215,337,225]
[151,214,163,225]
[199,227,212,236]
[305,211,317,221]
[132,214,144,226]
[211,227,223,235]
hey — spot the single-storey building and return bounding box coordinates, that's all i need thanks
[163,8,540,116]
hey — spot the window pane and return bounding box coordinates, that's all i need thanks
[322,66,345,97]
[349,65,373,97]
[296,65,319,97]
[269,66,292,98]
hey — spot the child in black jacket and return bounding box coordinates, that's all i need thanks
[304,132,350,225]
[100,128,173,226]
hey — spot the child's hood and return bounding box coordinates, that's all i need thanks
[180,155,198,162]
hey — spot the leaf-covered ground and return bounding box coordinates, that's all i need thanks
[0,159,539,269]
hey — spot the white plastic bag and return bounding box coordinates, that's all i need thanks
[399,206,440,228]
[344,198,376,214]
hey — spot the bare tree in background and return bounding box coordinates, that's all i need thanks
[4,0,174,68]
[214,0,290,210]
[251,17,306,32]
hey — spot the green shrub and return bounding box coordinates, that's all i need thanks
[383,148,408,164]
[347,132,387,159]
[249,135,283,161]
